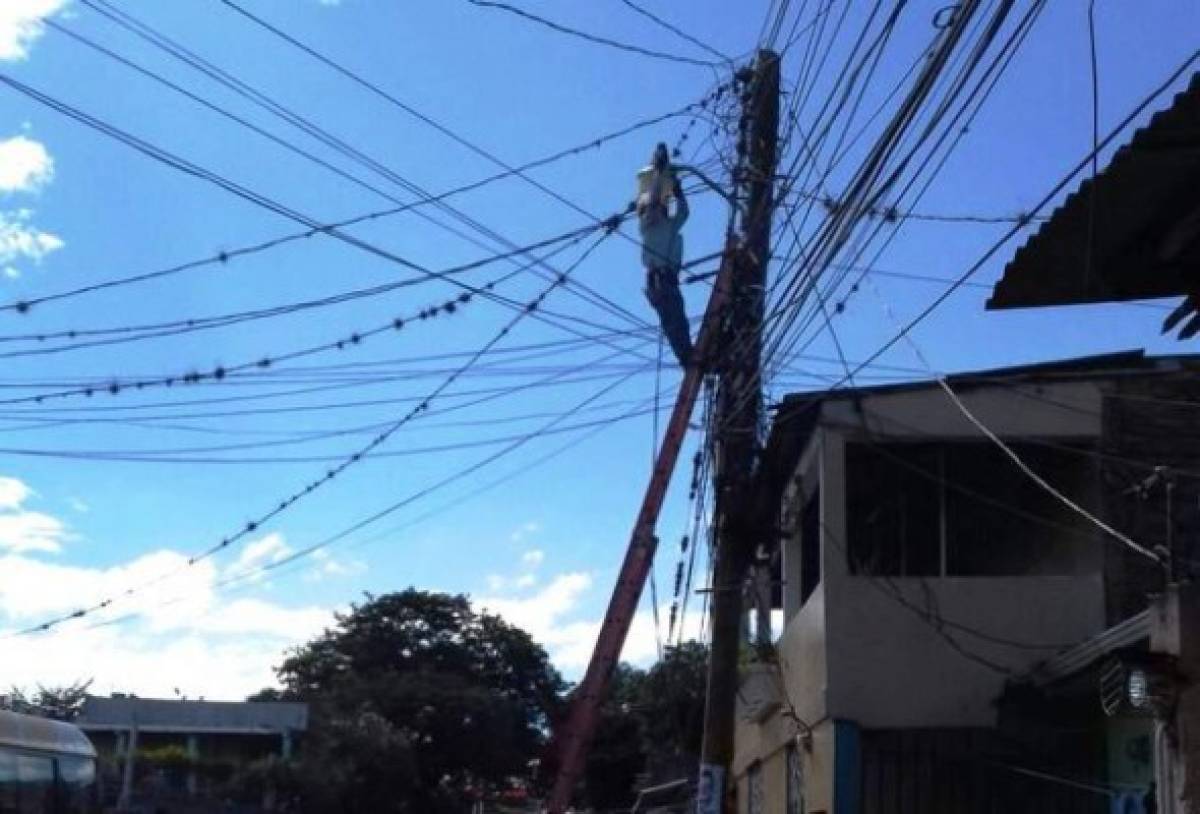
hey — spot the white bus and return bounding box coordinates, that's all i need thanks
[0,709,97,813]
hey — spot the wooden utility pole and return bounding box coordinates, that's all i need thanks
[697,49,779,814]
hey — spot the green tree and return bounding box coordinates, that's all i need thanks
[583,663,648,811]
[4,679,93,721]
[639,642,707,778]
[579,643,709,810]
[274,589,564,813]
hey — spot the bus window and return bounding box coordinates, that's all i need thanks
[15,754,54,814]
[56,757,95,814]
[0,749,17,814]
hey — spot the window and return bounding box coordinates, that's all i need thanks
[15,754,53,814]
[800,488,821,604]
[846,441,1094,577]
[786,744,805,814]
[943,443,1094,575]
[56,757,95,814]
[0,749,17,814]
[846,444,940,576]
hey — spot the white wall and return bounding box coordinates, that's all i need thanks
[826,574,1105,727]
[821,380,1104,440]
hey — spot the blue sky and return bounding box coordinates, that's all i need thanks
[0,0,1195,699]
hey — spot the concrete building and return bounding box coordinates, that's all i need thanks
[76,694,307,808]
[732,352,1200,813]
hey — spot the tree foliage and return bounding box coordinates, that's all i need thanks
[269,589,564,813]
[580,642,709,810]
[3,679,93,721]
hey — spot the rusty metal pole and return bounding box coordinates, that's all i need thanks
[697,49,779,814]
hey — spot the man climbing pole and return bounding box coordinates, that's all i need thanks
[638,142,693,368]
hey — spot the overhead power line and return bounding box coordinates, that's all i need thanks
[0,225,594,357]
[825,46,1200,397]
[0,98,698,316]
[617,0,732,63]
[83,372,654,634]
[216,0,716,269]
[0,242,554,405]
[460,0,719,68]
[0,398,667,465]
[12,229,615,637]
[82,0,650,332]
[0,207,662,362]
[0,70,661,364]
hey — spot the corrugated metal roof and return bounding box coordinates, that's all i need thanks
[76,696,307,734]
[1027,609,1150,686]
[0,710,96,757]
[772,350,1200,409]
[989,71,1200,309]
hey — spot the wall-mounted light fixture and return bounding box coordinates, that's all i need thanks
[1100,652,1178,718]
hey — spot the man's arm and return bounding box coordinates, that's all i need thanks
[671,178,689,229]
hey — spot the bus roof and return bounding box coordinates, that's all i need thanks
[0,710,96,758]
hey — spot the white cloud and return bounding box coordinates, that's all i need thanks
[0,549,335,698]
[0,477,66,554]
[484,540,546,593]
[510,521,541,544]
[225,532,290,582]
[0,135,64,279]
[478,569,708,674]
[303,549,365,582]
[0,0,67,62]
[0,136,53,192]
[0,477,32,510]
[194,597,331,640]
[0,208,64,276]
[0,509,67,554]
[0,478,335,699]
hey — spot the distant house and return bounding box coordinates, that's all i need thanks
[732,351,1200,813]
[76,694,307,808]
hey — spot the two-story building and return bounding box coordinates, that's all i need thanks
[732,351,1200,813]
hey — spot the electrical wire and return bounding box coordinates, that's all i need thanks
[460,0,719,68]
[0,98,702,316]
[81,0,652,333]
[617,0,732,64]
[216,0,718,273]
[81,373,656,633]
[801,46,1200,410]
[0,225,594,360]
[11,230,616,636]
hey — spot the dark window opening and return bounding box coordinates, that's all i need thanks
[846,441,1095,577]
[846,444,940,576]
[800,486,821,604]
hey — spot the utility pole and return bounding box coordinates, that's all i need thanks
[697,49,779,814]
